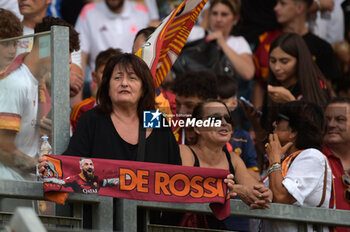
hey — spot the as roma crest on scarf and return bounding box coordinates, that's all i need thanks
[43,156,62,179]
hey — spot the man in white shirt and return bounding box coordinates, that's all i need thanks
[16,0,52,55]
[0,16,80,180]
[308,0,345,44]
[0,0,22,19]
[17,0,84,102]
[75,0,151,75]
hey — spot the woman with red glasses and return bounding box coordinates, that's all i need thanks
[179,99,272,230]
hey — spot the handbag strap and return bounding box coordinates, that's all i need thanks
[136,122,146,162]
[317,160,328,207]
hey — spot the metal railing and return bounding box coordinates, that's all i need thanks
[0,179,113,231]
[1,179,350,232]
[1,26,350,232]
[115,198,350,232]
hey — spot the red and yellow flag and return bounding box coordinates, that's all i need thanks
[136,0,208,89]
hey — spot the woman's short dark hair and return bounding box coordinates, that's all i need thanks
[172,71,218,99]
[278,101,324,151]
[96,53,156,117]
[134,27,156,42]
[216,75,238,99]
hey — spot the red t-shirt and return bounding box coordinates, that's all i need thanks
[323,144,350,232]
[65,173,103,194]
[70,96,96,133]
[253,29,282,86]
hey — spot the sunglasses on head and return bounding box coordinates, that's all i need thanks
[276,113,290,124]
[341,173,350,204]
[205,113,232,124]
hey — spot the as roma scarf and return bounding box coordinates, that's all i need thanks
[42,155,231,220]
[136,0,208,89]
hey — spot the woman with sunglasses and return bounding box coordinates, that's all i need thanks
[180,99,272,229]
[259,101,332,232]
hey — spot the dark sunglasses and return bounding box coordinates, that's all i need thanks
[341,174,350,204]
[205,114,232,124]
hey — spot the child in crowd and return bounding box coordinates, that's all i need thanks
[0,8,22,73]
[70,48,122,133]
[217,74,260,180]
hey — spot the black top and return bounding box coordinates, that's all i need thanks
[63,108,181,165]
[189,147,235,175]
[303,32,341,83]
[343,0,350,31]
[238,0,280,45]
[61,0,86,26]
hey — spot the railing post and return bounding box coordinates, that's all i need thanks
[50,25,70,155]
[72,202,83,228]
[92,196,113,232]
[298,223,308,232]
[9,207,46,232]
[114,198,138,232]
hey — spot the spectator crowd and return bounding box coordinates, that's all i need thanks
[0,0,350,231]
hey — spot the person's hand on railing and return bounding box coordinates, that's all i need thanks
[225,174,272,209]
[249,185,273,210]
[224,173,237,197]
[230,183,271,209]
